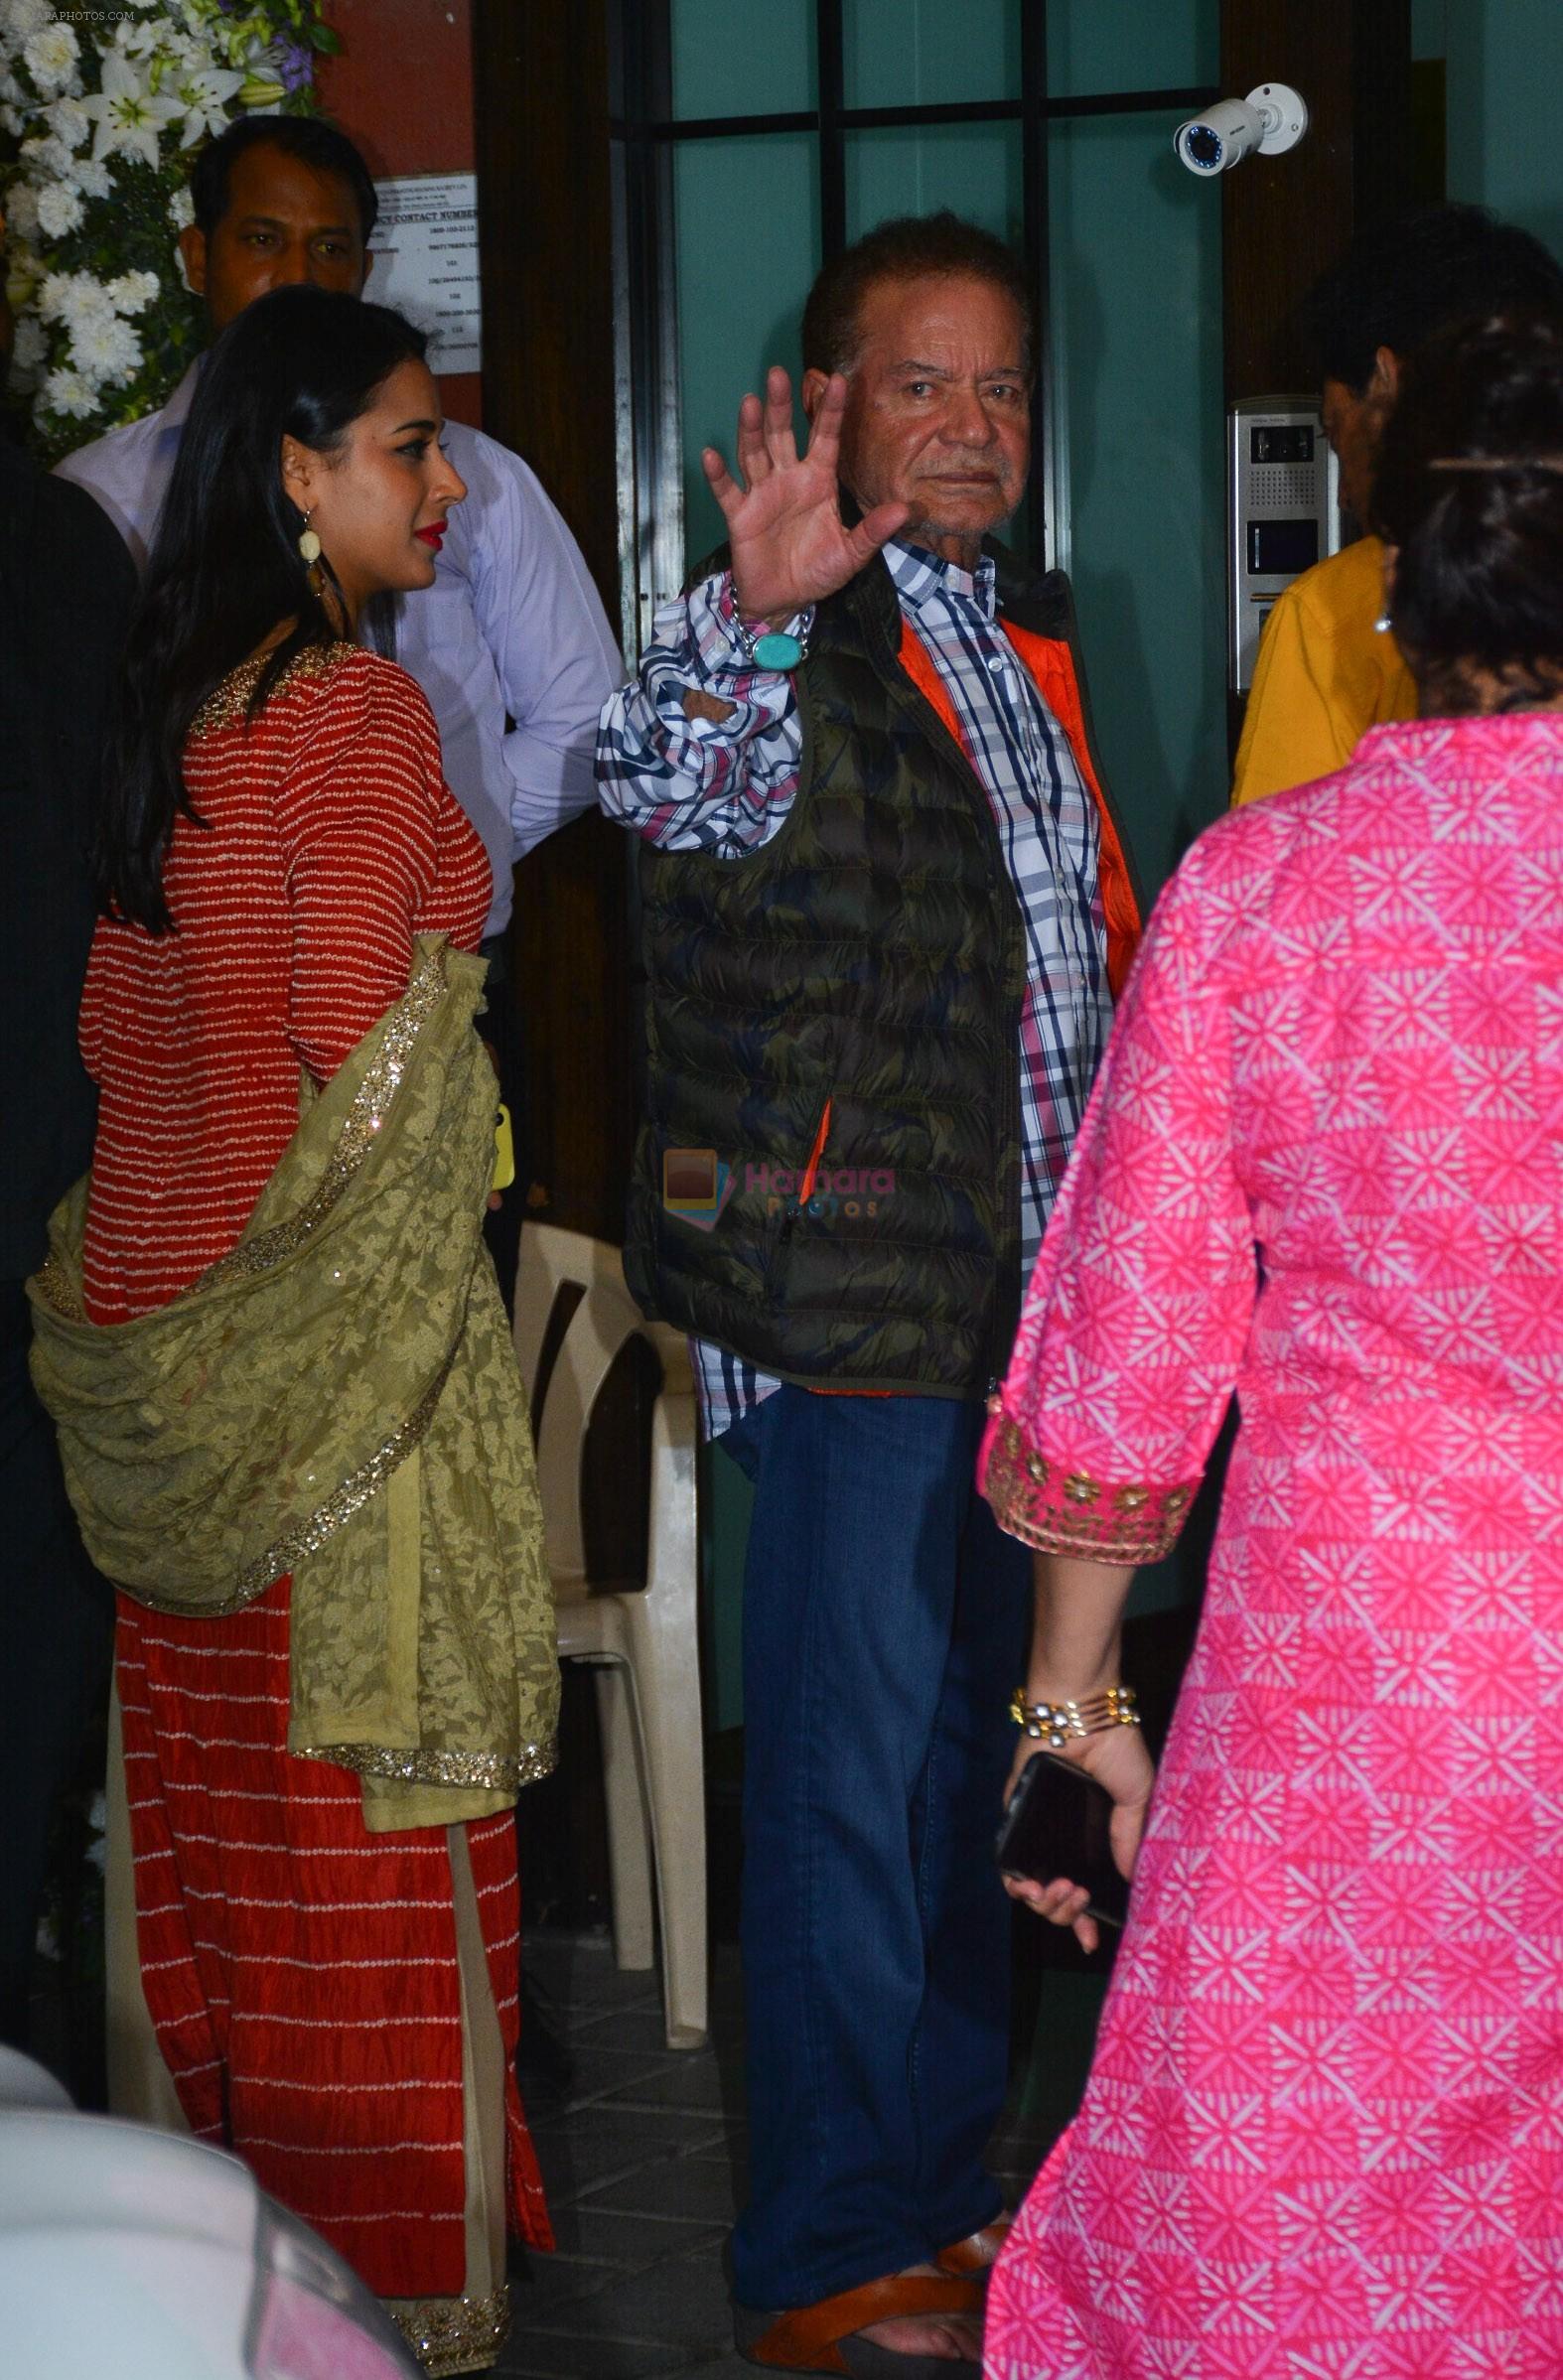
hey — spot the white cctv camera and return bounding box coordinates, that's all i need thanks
[1175,82,1308,177]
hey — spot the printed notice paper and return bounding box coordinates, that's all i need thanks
[369,173,482,375]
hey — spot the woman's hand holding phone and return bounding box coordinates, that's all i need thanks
[1001,1724,1156,1953]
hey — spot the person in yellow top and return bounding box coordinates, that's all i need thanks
[1232,205,1563,807]
[1231,528,1415,805]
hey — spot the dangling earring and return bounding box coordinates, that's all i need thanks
[297,505,325,599]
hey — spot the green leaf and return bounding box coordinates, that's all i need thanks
[309,23,345,53]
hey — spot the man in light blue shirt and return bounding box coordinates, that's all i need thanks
[58,115,622,949]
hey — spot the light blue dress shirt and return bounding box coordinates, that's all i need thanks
[56,362,623,937]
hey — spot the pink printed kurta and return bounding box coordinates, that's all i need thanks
[980,716,1563,2380]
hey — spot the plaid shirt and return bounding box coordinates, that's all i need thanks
[597,538,1112,1438]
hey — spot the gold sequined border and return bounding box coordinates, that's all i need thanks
[388,2285,510,2377]
[984,1413,1195,1564]
[228,1345,457,1608]
[112,1304,459,1621]
[37,941,451,1320]
[190,639,358,737]
[72,940,468,1619]
[296,1739,558,1790]
[195,938,452,1295]
[34,1250,82,1322]
[31,922,453,1338]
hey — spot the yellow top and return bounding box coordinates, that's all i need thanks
[1230,534,1418,807]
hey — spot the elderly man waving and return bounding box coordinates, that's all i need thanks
[600,211,1142,2375]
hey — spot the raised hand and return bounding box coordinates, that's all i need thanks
[702,365,910,630]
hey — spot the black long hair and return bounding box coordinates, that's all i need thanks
[1373,308,1563,713]
[97,285,428,932]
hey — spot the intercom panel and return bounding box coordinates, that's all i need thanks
[1228,398,1342,693]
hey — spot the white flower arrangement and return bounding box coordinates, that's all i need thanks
[2,0,345,462]
[22,22,78,94]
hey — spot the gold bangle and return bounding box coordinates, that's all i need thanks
[1009,1684,1140,1748]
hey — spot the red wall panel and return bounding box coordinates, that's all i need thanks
[317,0,482,427]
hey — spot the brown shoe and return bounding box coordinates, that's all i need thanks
[933,2218,1012,2277]
[736,2271,984,2374]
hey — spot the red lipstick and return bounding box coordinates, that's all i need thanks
[415,519,448,549]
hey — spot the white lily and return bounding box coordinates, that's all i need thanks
[237,32,287,111]
[146,27,207,78]
[81,49,183,171]
[111,19,167,66]
[175,62,244,147]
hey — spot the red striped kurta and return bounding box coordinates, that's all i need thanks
[81,646,549,2294]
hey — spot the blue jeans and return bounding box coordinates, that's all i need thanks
[724,1386,1032,2310]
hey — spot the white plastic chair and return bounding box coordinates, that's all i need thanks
[512,1225,707,2047]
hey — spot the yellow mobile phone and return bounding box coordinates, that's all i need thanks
[493,1102,515,1192]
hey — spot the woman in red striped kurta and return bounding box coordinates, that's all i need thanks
[73,288,550,2376]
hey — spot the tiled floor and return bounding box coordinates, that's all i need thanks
[500,1929,1060,2379]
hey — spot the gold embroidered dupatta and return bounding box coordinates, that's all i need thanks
[29,934,557,1830]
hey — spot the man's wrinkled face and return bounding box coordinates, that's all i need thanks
[179,142,367,333]
[826,272,1031,565]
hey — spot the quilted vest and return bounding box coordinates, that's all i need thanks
[623,541,1143,1398]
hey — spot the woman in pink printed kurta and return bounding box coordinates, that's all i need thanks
[979,311,1563,2380]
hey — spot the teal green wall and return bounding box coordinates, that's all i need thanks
[841,0,1017,107]
[1442,0,1563,256]
[1047,105,1225,896]
[670,0,817,115]
[674,131,820,573]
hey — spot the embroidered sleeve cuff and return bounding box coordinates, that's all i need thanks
[980,1409,1198,1565]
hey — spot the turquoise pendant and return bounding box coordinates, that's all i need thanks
[752,630,804,671]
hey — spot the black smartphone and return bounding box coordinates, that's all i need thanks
[994,1750,1130,1928]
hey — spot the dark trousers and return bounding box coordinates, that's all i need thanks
[0,1281,115,2049]
[723,1386,1031,2310]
